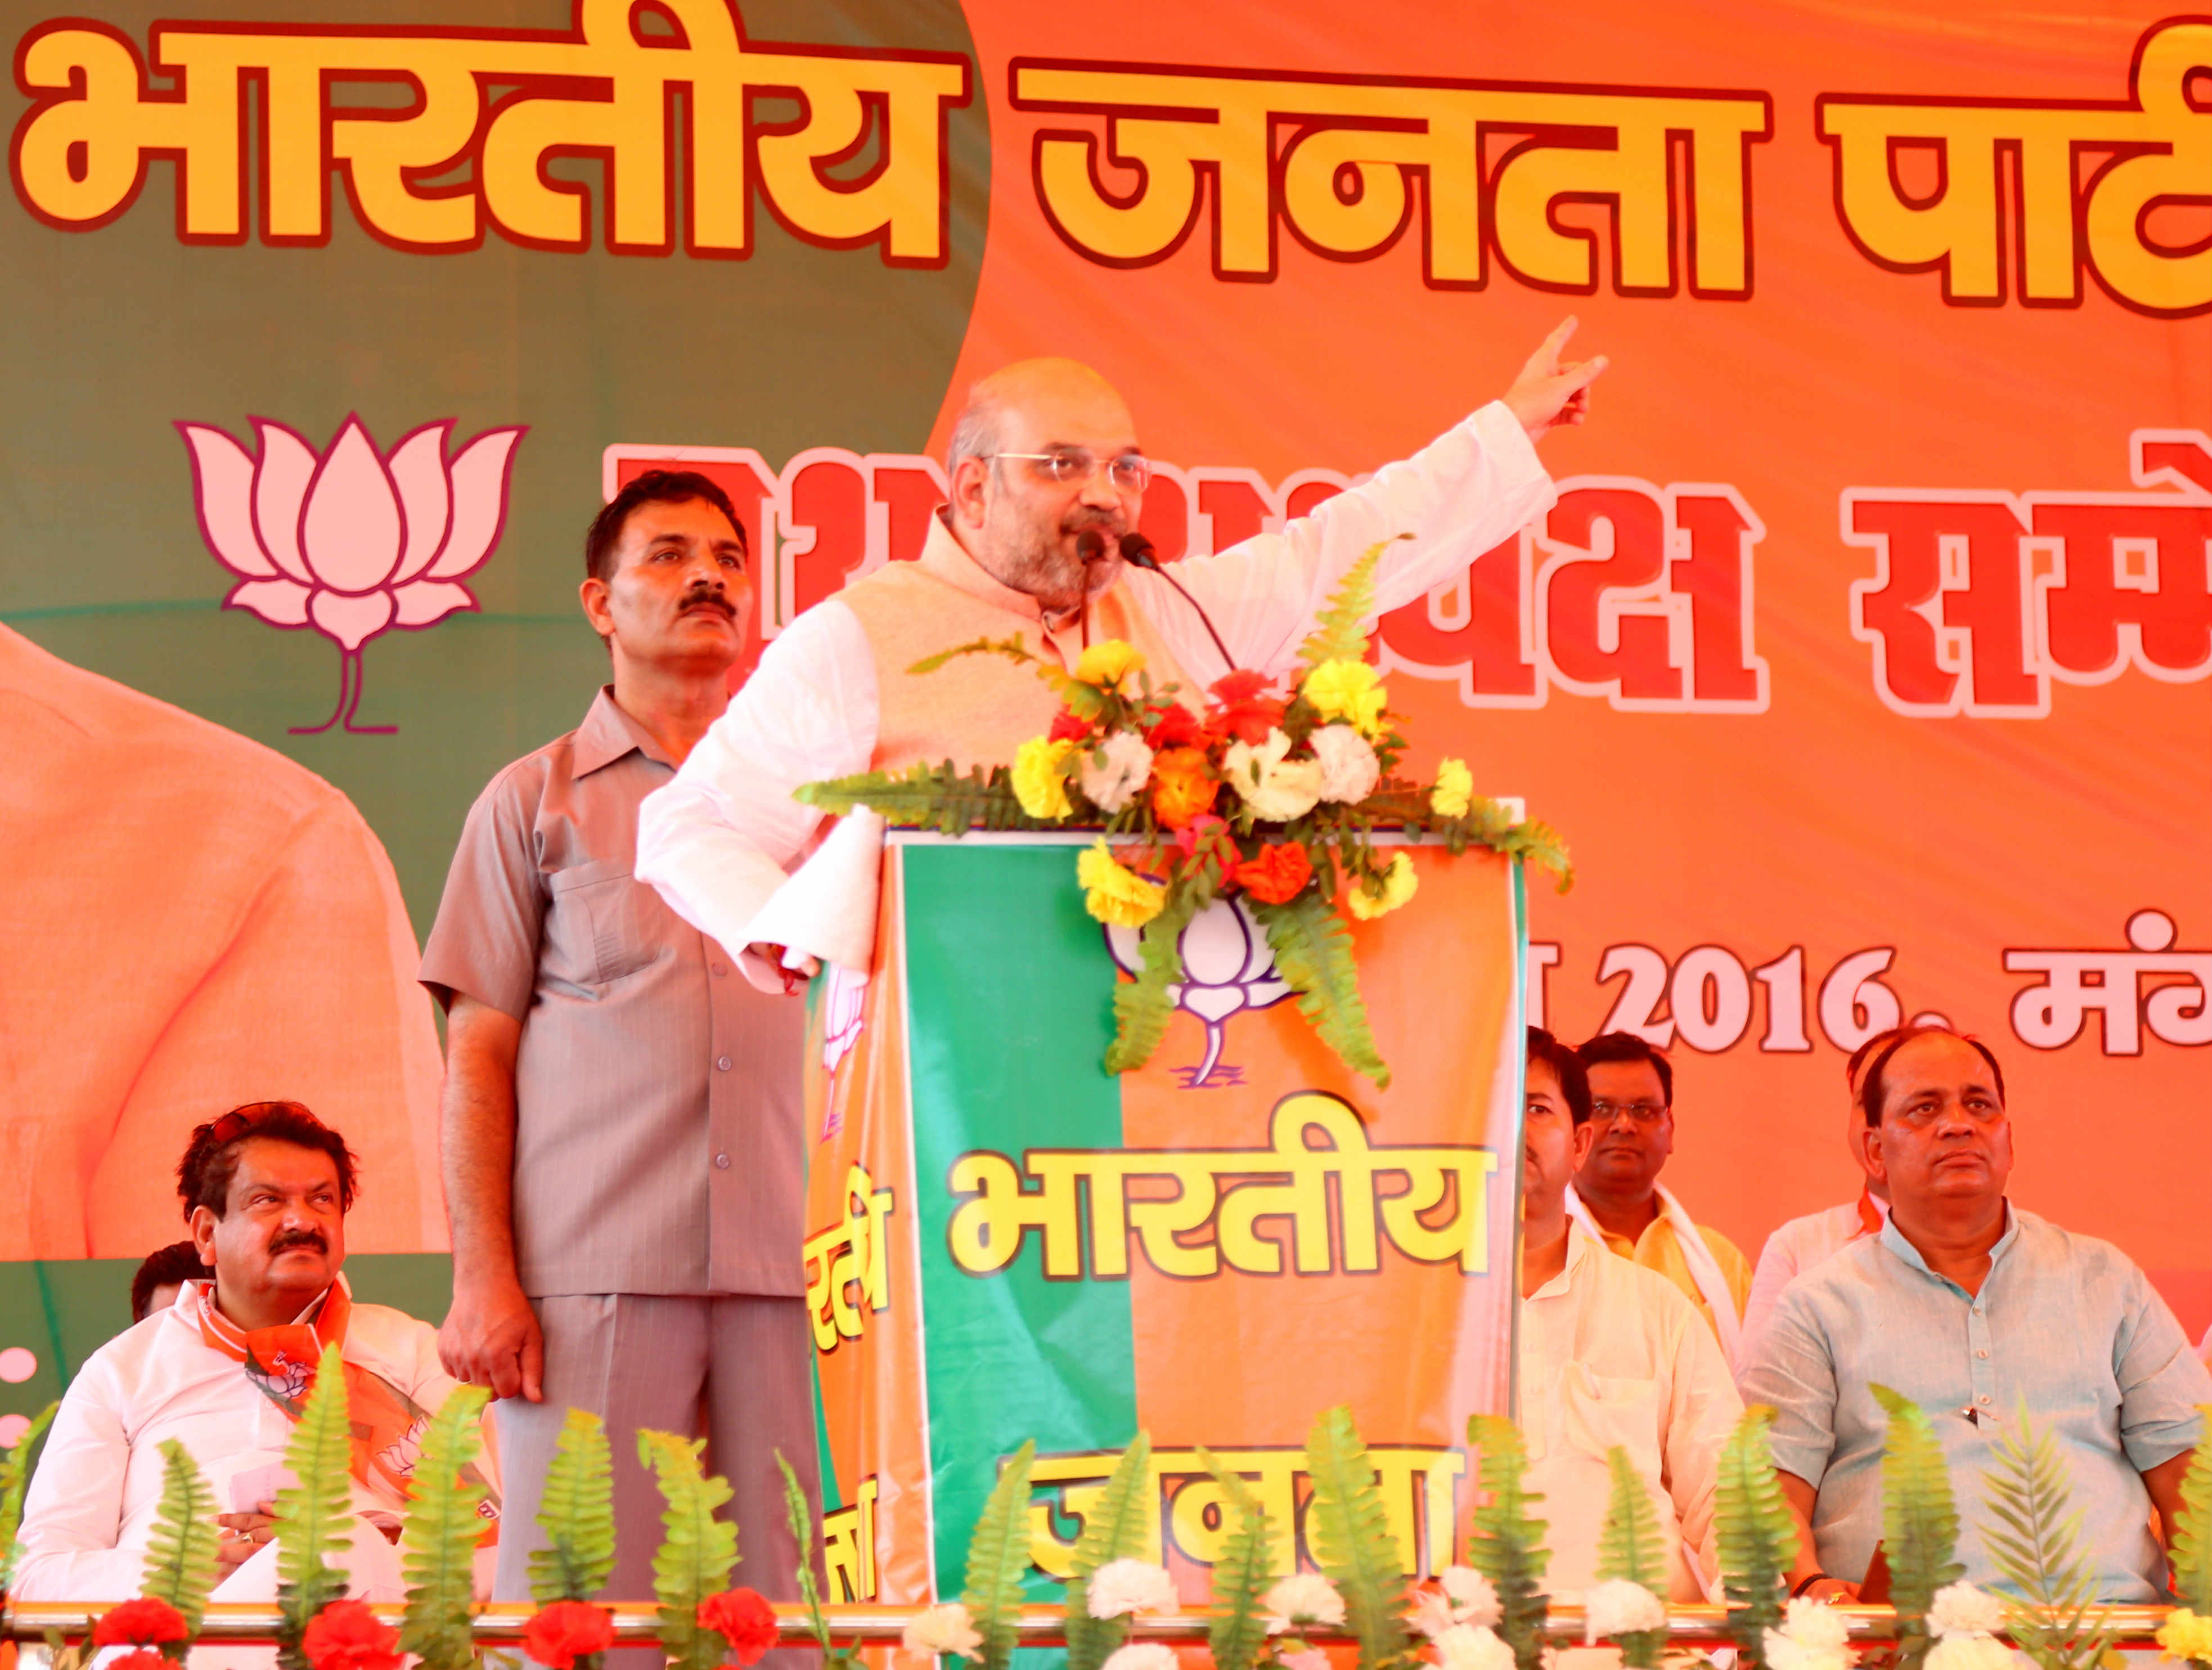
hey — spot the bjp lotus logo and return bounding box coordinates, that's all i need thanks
[1105,896,1292,1089]
[179,415,524,733]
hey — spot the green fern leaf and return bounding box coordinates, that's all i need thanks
[794,761,1053,835]
[1977,1404,2115,1670]
[776,1452,858,1670]
[139,1439,222,1633]
[1869,1384,1963,1669]
[1298,539,1405,670]
[0,1401,58,1593]
[1064,1434,1156,1670]
[1593,1445,1669,1668]
[961,1440,1037,1670]
[1466,1415,1550,1670]
[1252,891,1390,1088]
[1105,892,1197,1074]
[532,1408,617,1606]
[639,1429,740,1670]
[1713,1406,1799,1670]
[399,1384,491,1670]
[1197,1448,1277,1670]
[1303,1406,1411,1670]
[908,634,1046,677]
[273,1345,358,1670]
[2169,1406,2212,1617]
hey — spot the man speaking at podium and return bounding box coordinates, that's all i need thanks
[637,323,1604,980]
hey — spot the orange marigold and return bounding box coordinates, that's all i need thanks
[1232,841,1314,904]
[1149,746,1220,829]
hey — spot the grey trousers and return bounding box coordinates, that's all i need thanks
[493,1294,821,1667]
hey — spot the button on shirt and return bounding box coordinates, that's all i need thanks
[421,688,804,1299]
[1739,1204,2211,1600]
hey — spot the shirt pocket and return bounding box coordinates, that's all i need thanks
[546,859,675,986]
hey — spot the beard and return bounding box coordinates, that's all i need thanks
[982,493,1127,610]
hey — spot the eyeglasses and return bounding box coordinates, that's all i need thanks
[1591,1100,1669,1126]
[988,448,1151,493]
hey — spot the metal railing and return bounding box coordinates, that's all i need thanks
[0,1600,2187,1649]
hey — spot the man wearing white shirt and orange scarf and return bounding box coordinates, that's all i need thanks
[1566,1032,1751,1358]
[636,324,1605,984]
[11,1101,492,1612]
[1518,1028,1743,1604]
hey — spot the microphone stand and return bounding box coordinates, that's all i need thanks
[1118,533,1235,673]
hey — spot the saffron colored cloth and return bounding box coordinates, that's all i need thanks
[635,400,1552,991]
[1739,1204,2211,1600]
[1737,1190,1887,1376]
[1519,1231,1744,1602]
[420,686,804,1300]
[11,1278,492,1603]
[0,623,443,1258]
[1567,1184,1753,1354]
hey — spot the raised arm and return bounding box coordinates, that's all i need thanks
[1146,318,1604,681]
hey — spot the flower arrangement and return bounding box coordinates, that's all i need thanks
[795,546,1570,1086]
[2159,1414,2212,1670]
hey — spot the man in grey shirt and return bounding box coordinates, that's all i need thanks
[420,472,811,1622]
[1739,1025,2207,1601]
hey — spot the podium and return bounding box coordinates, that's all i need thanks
[798,834,1527,1605]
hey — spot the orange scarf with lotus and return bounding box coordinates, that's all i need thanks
[191,1280,498,1533]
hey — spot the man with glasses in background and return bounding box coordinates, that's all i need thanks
[636,327,1606,990]
[1567,1032,1752,1358]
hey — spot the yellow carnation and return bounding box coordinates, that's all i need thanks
[1346,851,1418,921]
[1074,639,1146,692]
[1430,757,1473,819]
[1076,839,1166,928]
[1011,737,1076,819]
[2159,1609,2212,1664]
[1301,658,1388,738]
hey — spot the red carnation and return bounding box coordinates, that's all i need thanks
[698,1587,780,1667]
[1206,670,1285,746]
[92,1600,189,1649]
[1047,708,1092,743]
[1231,841,1314,904]
[1144,703,1203,751]
[299,1599,403,1670]
[523,1601,617,1669]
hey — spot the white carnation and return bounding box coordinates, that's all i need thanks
[1222,728,1324,823]
[901,1602,982,1662]
[1926,1636,2021,1670]
[1783,1597,1853,1655]
[1435,1624,1516,1670]
[1309,724,1380,804]
[1261,1572,1346,1633]
[1078,731,1155,815]
[1439,1568,1501,1627]
[1099,1646,1179,1670]
[1929,1583,2007,1641]
[1581,1579,1666,1643]
[1086,1557,1179,1619]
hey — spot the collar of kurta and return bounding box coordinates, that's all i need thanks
[919,508,1091,634]
[573,684,677,776]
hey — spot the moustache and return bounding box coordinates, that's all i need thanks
[680,591,735,619]
[268,1229,328,1256]
[1062,510,1126,537]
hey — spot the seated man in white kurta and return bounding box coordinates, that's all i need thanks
[12,1101,493,1610]
[1517,1029,1742,1602]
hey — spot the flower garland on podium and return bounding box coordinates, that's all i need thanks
[795,544,1571,1087]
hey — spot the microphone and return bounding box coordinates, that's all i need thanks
[1118,532,1234,672]
[1074,529,1108,648]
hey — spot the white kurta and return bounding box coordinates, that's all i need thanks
[1520,1232,1744,1602]
[635,401,1554,989]
[12,1280,475,1607]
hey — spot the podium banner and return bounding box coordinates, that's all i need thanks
[801,834,1525,1604]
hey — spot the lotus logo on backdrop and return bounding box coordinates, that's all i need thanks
[1105,895,1293,1089]
[178,415,525,733]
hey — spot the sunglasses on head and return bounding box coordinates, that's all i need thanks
[201,1101,306,1147]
